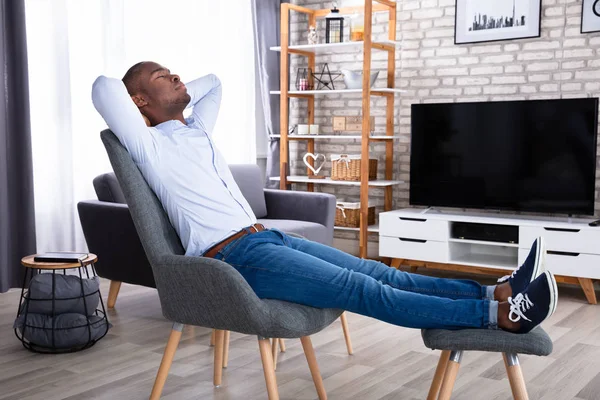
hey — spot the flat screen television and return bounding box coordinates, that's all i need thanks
[410,98,599,215]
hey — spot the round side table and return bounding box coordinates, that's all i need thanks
[15,253,110,353]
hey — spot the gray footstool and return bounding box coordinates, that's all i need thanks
[421,327,553,400]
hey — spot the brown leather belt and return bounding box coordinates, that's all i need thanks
[203,223,266,258]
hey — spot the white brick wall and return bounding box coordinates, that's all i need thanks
[287,0,600,248]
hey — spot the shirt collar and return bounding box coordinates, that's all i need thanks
[155,116,197,134]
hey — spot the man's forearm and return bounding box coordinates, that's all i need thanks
[185,74,222,109]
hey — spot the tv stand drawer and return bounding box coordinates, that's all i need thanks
[518,249,600,279]
[520,226,600,255]
[379,215,448,241]
[379,236,447,263]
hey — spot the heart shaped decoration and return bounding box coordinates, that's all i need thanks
[303,153,327,175]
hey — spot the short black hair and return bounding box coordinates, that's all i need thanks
[122,61,147,95]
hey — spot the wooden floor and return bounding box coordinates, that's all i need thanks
[0,270,599,400]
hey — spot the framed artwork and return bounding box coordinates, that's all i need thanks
[581,0,600,34]
[454,0,542,45]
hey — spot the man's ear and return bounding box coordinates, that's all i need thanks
[131,94,148,108]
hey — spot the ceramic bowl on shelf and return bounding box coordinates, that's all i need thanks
[340,70,379,89]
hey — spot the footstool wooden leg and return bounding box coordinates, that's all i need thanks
[438,350,463,400]
[427,350,451,400]
[503,353,529,400]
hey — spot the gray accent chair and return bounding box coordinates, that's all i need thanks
[78,164,335,309]
[422,327,553,399]
[100,129,342,400]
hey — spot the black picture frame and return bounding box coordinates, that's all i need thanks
[581,0,600,34]
[454,0,542,45]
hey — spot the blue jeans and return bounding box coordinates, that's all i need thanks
[214,228,498,330]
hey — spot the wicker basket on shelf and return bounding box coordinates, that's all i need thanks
[331,154,377,181]
[335,201,375,228]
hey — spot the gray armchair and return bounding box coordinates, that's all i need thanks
[99,129,342,399]
[78,162,335,309]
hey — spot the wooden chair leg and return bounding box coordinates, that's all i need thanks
[410,266,419,273]
[427,350,451,400]
[390,258,403,269]
[438,351,463,400]
[340,312,353,355]
[223,331,231,369]
[213,330,225,387]
[301,336,327,400]
[271,338,279,370]
[278,338,286,352]
[107,280,121,309]
[259,337,280,400]
[210,329,216,346]
[503,353,529,400]
[150,323,184,400]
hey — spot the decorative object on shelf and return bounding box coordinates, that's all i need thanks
[303,152,327,179]
[331,154,377,181]
[333,116,375,134]
[341,70,379,90]
[295,67,313,91]
[582,0,600,33]
[297,124,309,135]
[325,5,344,43]
[335,201,375,228]
[454,0,541,44]
[308,25,318,45]
[349,13,365,42]
[311,63,343,90]
[309,124,320,135]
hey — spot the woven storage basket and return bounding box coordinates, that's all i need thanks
[331,154,377,181]
[335,201,375,228]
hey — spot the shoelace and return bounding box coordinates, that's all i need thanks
[508,293,534,323]
[497,264,523,283]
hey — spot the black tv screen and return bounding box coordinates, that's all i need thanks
[410,98,599,215]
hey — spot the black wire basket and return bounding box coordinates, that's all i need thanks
[14,261,110,354]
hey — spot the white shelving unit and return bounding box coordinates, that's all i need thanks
[275,1,400,258]
[269,176,403,187]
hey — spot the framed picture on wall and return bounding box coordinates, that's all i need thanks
[581,0,600,33]
[455,0,542,44]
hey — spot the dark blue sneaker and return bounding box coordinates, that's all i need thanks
[507,270,558,334]
[498,236,546,295]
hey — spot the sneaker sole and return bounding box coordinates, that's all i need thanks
[546,270,558,317]
[532,236,547,283]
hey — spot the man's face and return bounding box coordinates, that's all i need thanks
[136,62,190,109]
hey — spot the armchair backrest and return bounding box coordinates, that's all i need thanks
[93,173,126,204]
[100,130,185,264]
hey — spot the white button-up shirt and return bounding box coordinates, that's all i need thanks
[92,74,256,256]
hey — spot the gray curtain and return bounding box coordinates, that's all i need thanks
[0,0,37,292]
[251,0,287,189]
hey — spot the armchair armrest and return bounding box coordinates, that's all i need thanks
[77,200,155,287]
[153,254,272,335]
[264,189,336,229]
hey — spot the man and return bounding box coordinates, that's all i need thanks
[92,62,557,334]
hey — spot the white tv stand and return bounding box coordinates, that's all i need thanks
[379,208,599,304]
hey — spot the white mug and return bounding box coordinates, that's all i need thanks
[309,124,320,135]
[297,124,309,135]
